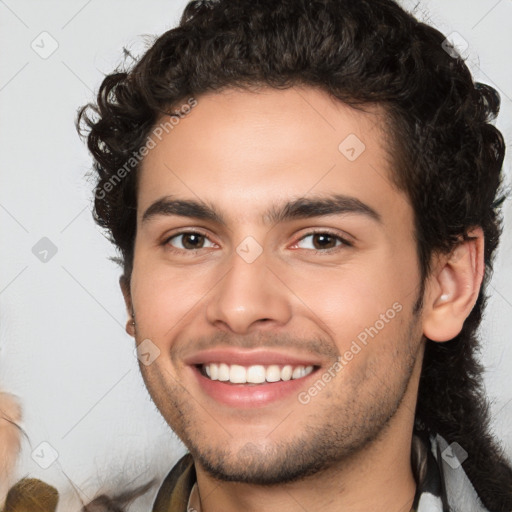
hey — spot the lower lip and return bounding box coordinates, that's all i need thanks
[190,365,319,408]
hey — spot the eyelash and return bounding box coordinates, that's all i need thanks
[161,229,352,256]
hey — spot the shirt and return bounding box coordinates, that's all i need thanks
[152,431,490,512]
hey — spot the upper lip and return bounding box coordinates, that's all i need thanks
[183,348,323,367]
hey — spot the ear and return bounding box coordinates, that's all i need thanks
[119,275,136,337]
[422,227,485,342]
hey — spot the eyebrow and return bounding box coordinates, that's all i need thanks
[141,193,382,227]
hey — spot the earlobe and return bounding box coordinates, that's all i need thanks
[422,227,485,342]
[119,275,136,337]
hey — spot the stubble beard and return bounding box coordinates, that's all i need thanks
[140,315,423,486]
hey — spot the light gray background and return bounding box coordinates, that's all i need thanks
[1,1,511,510]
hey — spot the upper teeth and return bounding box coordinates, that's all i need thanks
[203,363,314,384]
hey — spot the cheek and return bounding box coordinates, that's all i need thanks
[284,252,417,360]
[291,261,409,330]
[130,260,216,342]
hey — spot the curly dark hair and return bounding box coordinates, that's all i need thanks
[77,0,512,508]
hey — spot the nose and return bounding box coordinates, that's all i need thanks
[205,247,292,334]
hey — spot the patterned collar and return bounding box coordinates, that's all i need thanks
[152,432,489,512]
[411,431,489,512]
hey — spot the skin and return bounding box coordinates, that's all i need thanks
[120,85,484,512]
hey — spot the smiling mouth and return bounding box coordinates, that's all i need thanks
[197,363,318,385]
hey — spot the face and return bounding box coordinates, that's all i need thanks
[123,86,426,484]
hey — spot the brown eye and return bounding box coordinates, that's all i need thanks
[311,233,338,250]
[294,231,351,252]
[181,233,205,249]
[165,231,216,251]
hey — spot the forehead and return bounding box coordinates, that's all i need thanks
[137,86,409,227]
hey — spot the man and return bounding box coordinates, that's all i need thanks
[77,0,512,510]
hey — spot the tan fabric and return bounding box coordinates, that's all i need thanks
[187,483,201,512]
[152,453,195,512]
